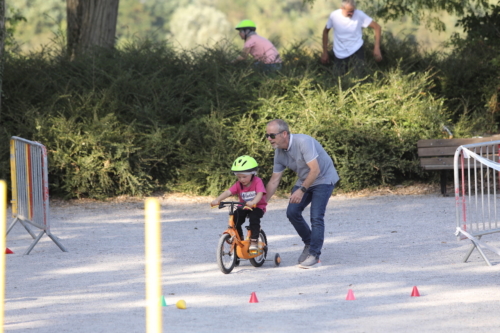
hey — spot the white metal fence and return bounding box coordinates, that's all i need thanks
[8,137,67,255]
[454,140,500,266]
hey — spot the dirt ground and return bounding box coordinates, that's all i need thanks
[4,184,500,333]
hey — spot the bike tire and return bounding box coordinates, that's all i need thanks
[249,229,268,267]
[216,233,237,274]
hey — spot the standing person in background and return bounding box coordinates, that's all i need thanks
[321,0,382,73]
[265,119,339,269]
[234,20,283,72]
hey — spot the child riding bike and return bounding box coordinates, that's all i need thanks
[211,155,267,252]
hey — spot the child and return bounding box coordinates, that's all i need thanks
[211,155,267,252]
[233,20,282,72]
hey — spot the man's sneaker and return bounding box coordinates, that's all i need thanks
[299,255,321,269]
[298,245,310,264]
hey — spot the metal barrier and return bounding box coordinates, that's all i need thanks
[8,136,67,255]
[454,140,500,266]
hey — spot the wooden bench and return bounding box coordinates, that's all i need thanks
[417,134,500,195]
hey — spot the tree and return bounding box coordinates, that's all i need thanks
[0,0,4,115]
[67,0,119,58]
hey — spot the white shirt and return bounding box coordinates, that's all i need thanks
[326,9,372,59]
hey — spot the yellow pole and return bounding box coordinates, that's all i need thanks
[145,198,162,333]
[0,180,7,333]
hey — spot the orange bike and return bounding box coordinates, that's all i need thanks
[215,201,281,274]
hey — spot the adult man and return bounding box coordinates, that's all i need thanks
[265,119,339,268]
[321,0,382,72]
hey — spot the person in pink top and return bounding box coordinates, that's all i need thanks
[234,20,282,72]
[211,155,267,252]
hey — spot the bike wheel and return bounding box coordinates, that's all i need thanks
[217,234,237,274]
[249,229,268,267]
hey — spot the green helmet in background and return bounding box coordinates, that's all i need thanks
[231,155,259,173]
[235,20,257,31]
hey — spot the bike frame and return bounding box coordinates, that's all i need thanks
[219,201,264,259]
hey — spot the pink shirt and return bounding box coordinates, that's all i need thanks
[244,35,282,64]
[229,176,268,213]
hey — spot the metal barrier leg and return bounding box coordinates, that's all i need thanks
[463,235,482,263]
[24,231,45,255]
[464,237,493,266]
[463,244,476,263]
[18,219,37,239]
[46,231,68,252]
[7,218,37,239]
[6,218,19,235]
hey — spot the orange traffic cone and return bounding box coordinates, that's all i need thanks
[411,286,420,297]
[5,248,13,254]
[346,289,356,300]
[249,292,259,303]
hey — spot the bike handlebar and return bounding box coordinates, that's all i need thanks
[218,201,246,209]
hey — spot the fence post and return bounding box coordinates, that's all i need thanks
[454,141,500,266]
[8,137,67,255]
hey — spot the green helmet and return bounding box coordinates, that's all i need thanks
[231,155,259,173]
[235,20,256,30]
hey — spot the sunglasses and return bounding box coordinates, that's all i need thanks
[265,131,284,139]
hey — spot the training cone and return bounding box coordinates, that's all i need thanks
[411,286,420,297]
[249,292,259,303]
[161,296,167,307]
[176,300,187,309]
[5,248,13,254]
[346,289,356,301]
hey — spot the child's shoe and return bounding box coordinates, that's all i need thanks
[249,239,259,253]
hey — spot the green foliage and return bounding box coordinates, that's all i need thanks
[305,0,492,32]
[456,1,500,45]
[5,8,27,51]
[34,111,152,199]
[10,0,478,56]
[0,32,496,199]
[434,2,500,133]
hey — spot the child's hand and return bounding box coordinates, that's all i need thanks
[245,201,256,208]
[210,200,219,207]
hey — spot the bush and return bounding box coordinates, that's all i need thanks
[0,37,487,199]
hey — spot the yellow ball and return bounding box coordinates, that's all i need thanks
[176,300,187,309]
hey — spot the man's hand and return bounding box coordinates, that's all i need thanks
[368,21,382,62]
[289,188,304,204]
[321,27,331,64]
[373,46,382,62]
[320,51,330,64]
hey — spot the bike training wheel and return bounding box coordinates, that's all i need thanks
[274,253,281,267]
[249,229,268,267]
[217,234,237,274]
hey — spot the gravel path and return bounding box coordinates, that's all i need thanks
[4,193,500,332]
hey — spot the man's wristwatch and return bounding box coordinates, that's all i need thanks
[299,186,307,193]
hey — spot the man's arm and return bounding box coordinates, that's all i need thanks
[368,21,382,62]
[265,172,283,202]
[321,27,331,64]
[289,158,320,204]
